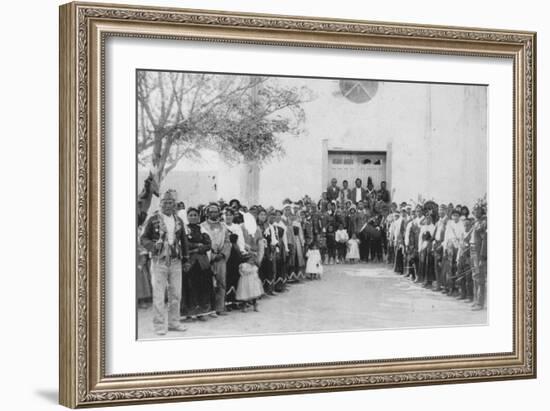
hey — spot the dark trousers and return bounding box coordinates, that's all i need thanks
[381,228,388,256]
[425,252,435,285]
[337,242,347,261]
[260,254,275,294]
[387,244,395,265]
[444,248,458,292]
[406,250,419,279]
[394,245,405,273]
[419,248,434,284]
[433,246,445,289]
[369,238,383,262]
[327,245,336,261]
[359,234,369,261]
[319,246,327,264]
[457,256,473,299]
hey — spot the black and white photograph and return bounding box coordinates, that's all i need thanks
[135,69,488,340]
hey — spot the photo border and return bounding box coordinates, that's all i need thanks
[59,1,536,407]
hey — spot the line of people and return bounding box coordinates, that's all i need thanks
[385,201,488,312]
[137,176,487,336]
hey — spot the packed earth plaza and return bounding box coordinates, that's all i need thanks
[136,176,488,339]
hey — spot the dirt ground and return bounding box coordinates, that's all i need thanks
[137,262,486,340]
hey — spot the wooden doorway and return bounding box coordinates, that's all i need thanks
[327,151,387,189]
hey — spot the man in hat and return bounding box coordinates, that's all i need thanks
[365,177,376,209]
[326,178,341,202]
[140,189,190,335]
[201,203,231,316]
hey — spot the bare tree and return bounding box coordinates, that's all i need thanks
[137,71,314,184]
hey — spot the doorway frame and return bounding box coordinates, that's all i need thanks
[321,144,392,192]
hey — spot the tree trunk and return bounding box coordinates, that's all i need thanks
[240,159,260,206]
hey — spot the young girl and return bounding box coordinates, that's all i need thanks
[346,233,360,263]
[236,253,264,312]
[305,242,323,280]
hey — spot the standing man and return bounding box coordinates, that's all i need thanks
[378,181,391,203]
[385,203,399,265]
[365,177,376,210]
[339,180,351,204]
[356,202,369,262]
[443,208,464,295]
[318,192,329,213]
[201,203,231,316]
[404,207,419,280]
[140,189,189,335]
[470,203,487,311]
[326,178,341,202]
[392,207,408,274]
[350,178,367,205]
[456,218,473,301]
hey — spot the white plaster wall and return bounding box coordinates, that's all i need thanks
[144,78,487,209]
[257,79,487,207]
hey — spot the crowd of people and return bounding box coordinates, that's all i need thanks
[137,176,488,336]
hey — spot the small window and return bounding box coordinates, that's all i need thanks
[343,158,354,164]
[332,158,343,164]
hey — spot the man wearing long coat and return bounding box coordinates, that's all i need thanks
[200,204,231,315]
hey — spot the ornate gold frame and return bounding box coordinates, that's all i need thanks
[59,1,537,408]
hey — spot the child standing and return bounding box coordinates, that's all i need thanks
[236,253,264,312]
[305,242,323,280]
[347,233,360,263]
[335,223,349,263]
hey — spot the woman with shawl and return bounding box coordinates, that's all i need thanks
[224,208,245,308]
[180,207,215,321]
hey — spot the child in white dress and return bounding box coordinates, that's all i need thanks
[236,253,264,312]
[305,242,323,280]
[347,233,360,263]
